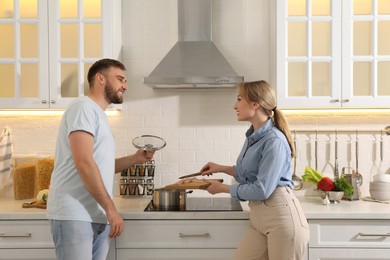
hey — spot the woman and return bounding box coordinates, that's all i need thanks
[200,80,309,260]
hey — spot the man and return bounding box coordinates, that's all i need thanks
[47,59,154,260]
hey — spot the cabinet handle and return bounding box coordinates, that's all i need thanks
[41,100,48,104]
[50,100,56,104]
[179,232,210,238]
[358,232,390,237]
[330,99,340,103]
[341,99,350,103]
[0,233,32,237]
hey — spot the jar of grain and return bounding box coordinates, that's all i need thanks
[36,158,54,194]
[13,164,36,199]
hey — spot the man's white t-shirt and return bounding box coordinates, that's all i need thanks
[47,96,115,223]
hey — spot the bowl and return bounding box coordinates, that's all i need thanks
[369,189,390,201]
[369,181,390,190]
[370,181,390,191]
[316,190,344,203]
[372,174,390,183]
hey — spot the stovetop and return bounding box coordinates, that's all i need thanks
[144,197,243,212]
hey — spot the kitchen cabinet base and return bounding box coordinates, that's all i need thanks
[117,248,236,260]
[309,248,390,259]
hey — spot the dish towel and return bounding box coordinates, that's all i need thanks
[0,127,13,191]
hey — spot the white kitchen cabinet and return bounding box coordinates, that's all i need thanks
[0,219,116,260]
[275,0,390,109]
[308,219,390,260]
[0,220,55,259]
[117,249,236,260]
[0,0,121,109]
[309,248,390,259]
[0,249,56,260]
[116,220,248,260]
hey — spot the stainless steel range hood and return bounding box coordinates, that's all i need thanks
[143,0,244,88]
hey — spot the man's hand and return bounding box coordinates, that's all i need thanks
[134,149,155,163]
[106,208,124,238]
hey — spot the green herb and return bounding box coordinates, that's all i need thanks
[301,166,324,185]
[334,177,354,197]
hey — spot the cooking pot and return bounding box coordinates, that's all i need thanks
[152,188,192,211]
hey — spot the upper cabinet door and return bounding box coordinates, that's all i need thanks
[276,0,390,109]
[342,0,390,108]
[48,0,118,109]
[0,0,121,109]
[0,0,49,108]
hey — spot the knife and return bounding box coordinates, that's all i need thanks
[178,172,202,179]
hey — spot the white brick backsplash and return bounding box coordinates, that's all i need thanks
[162,128,196,139]
[196,151,231,163]
[196,128,230,139]
[111,127,128,140]
[162,151,195,163]
[214,138,244,152]
[145,116,178,128]
[179,139,212,152]
[127,128,162,140]
[109,116,144,128]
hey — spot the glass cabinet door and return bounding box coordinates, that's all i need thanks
[277,0,342,108]
[0,0,119,109]
[342,0,390,107]
[48,0,105,109]
[0,0,49,108]
[276,0,390,108]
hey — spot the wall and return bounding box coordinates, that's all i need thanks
[0,0,389,198]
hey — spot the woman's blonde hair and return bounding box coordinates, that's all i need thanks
[238,80,295,158]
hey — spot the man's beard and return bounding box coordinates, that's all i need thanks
[104,82,123,104]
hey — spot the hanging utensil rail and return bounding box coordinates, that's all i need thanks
[291,126,390,135]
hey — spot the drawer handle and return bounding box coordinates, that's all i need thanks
[179,232,210,238]
[0,233,32,238]
[358,232,390,237]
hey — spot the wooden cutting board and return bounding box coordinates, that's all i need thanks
[164,179,223,190]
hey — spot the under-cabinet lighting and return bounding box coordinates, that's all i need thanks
[282,108,390,115]
[0,110,120,117]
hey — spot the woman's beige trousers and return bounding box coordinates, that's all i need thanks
[233,186,309,260]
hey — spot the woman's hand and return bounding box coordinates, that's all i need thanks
[206,180,230,195]
[200,162,221,176]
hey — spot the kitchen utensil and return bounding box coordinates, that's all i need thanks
[369,136,379,182]
[355,130,363,187]
[341,131,363,201]
[292,131,303,190]
[315,130,318,171]
[152,189,193,211]
[377,130,387,175]
[334,130,339,179]
[165,179,224,190]
[132,135,166,151]
[341,166,358,200]
[179,172,202,179]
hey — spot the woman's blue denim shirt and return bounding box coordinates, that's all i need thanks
[230,119,294,201]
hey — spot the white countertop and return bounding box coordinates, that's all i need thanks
[1,196,389,220]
